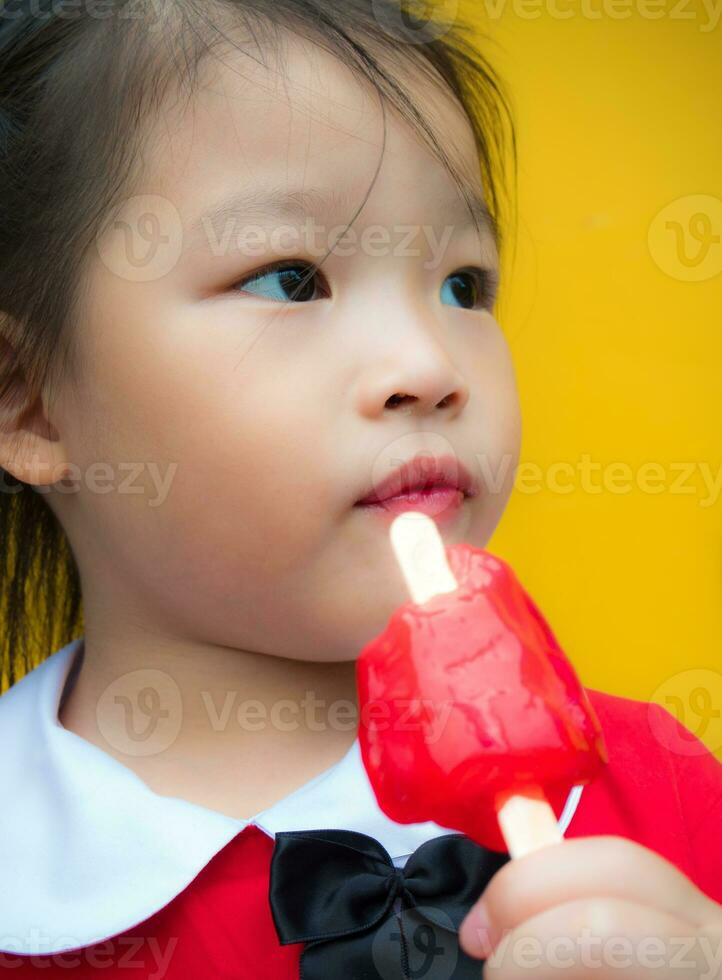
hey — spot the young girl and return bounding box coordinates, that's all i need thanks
[0,1,720,977]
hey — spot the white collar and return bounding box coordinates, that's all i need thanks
[0,636,583,955]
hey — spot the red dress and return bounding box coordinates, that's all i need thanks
[1,639,720,978]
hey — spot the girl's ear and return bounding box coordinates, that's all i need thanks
[0,332,71,487]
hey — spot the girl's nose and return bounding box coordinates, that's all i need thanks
[350,288,472,421]
[355,356,470,421]
[384,386,466,415]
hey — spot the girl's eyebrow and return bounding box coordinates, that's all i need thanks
[186,182,494,251]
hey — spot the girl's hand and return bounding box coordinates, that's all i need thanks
[458,836,722,978]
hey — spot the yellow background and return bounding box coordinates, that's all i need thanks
[478,2,722,758]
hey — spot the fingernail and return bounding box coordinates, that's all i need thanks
[461,901,495,958]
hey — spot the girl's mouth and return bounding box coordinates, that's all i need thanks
[354,486,467,526]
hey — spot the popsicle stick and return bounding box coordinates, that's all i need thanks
[496,788,563,858]
[389,511,563,859]
[389,510,457,604]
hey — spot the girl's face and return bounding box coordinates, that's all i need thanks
[48,31,521,661]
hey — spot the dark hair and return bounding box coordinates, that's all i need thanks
[0,0,517,690]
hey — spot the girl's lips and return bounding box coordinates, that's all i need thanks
[354,486,466,526]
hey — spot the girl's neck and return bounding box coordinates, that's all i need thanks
[57,634,360,821]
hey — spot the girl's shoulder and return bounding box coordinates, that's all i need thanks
[0,638,261,955]
[577,686,722,904]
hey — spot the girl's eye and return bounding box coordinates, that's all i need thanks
[230,260,498,311]
[440,267,499,311]
[232,261,328,303]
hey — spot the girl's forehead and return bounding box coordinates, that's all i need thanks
[143,31,484,229]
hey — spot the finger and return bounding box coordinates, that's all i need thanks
[463,896,708,979]
[460,836,714,954]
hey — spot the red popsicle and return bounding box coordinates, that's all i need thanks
[356,512,608,856]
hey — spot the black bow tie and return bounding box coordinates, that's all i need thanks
[268,828,510,979]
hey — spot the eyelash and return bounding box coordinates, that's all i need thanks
[231,260,500,312]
